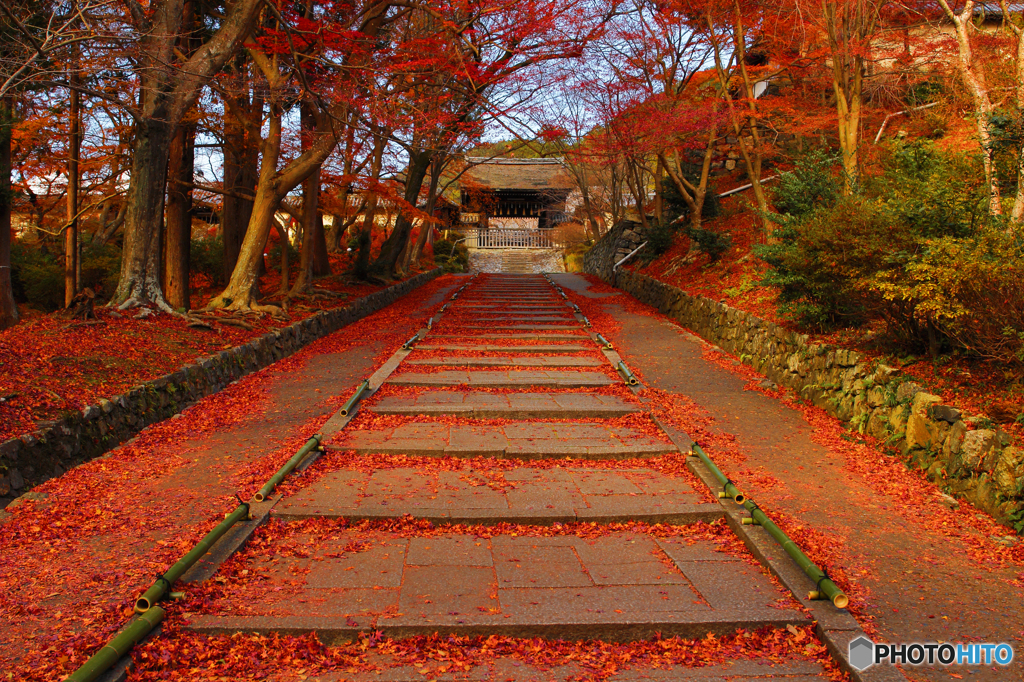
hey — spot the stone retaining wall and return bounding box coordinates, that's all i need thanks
[0,268,443,506]
[588,262,1024,531]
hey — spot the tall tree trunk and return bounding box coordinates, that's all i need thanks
[409,156,444,267]
[0,96,17,330]
[207,69,344,312]
[65,72,81,306]
[113,0,263,309]
[289,103,325,296]
[116,114,174,308]
[164,119,195,309]
[373,147,431,278]
[222,67,261,282]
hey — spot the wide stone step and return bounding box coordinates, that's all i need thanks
[405,356,603,367]
[415,344,592,353]
[277,466,717,523]
[186,527,807,642]
[428,332,584,338]
[371,391,639,418]
[327,422,675,458]
[387,370,614,388]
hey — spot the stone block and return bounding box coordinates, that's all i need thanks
[866,407,890,439]
[929,404,962,424]
[958,430,998,473]
[993,446,1024,496]
[905,392,943,450]
[866,386,886,408]
[895,381,922,402]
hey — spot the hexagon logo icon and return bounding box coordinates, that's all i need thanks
[849,636,875,671]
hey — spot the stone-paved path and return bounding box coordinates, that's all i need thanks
[185,275,855,681]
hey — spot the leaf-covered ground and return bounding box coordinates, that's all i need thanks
[0,265,395,443]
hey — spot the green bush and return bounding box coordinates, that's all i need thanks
[757,196,897,327]
[433,236,468,273]
[9,240,122,310]
[756,141,1024,362]
[770,149,840,218]
[80,242,122,297]
[10,241,63,310]
[684,225,732,262]
[190,235,225,286]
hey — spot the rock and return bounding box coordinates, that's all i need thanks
[935,492,959,510]
[9,468,24,489]
[867,407,890,439]
[0,476,9,496]
[929,404,962,424]
[872,364,898,383]
[895,381,922,402]
[994,446,1024,496]
[942,421,968,462]
[888,404,909,436]
[959,430,998,473]
[906,392,944,450]
[867,386,887,408]
[758,379,778,391]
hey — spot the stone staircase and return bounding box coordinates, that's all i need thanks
[468,248,565,273]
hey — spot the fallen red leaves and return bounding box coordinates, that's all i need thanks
[0,271,437,442]
[0,273,460,678]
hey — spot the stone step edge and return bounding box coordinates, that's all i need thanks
[185,612,808,646]
[275,504,724,525]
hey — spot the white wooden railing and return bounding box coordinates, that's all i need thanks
[465,228,559,249]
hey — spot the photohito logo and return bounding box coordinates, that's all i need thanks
[848,636,1014,671]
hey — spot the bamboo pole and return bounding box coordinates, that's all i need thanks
[595,334,613,349]
[135,503,250,612]
[742,499,849,609]
[253,435,322,502]
[339,380,370,416]
[401,332,421,349]
[690,443,849,609]
[616,361,639,385]
[691,444,745,503]
[65,607,165,682]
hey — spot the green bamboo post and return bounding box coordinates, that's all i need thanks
[742,499,849,608]
[691,444,745,503]
[134,502,250,612]
[616,361,639,385]
[401,332,421,349]
[690,444,849,609]
[595,334,613,349]
[339,380,370,417]
[253,435,322,502]
[65,607,165,682]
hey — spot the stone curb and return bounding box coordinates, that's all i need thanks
[0,268,443,508]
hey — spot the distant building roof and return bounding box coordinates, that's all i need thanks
[462,158,576,192]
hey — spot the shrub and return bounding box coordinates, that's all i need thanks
[865,229,1024,364]
[757,196,897,328]
[771,149,840,218]
[190,235,225,286]
[684,225,732,262]
[10,241,63,310]
[433,236,468,273]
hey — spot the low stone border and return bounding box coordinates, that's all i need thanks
[0,268,443,507]
[585,261,1024,533]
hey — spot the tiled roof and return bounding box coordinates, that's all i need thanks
[462,158,577,192]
